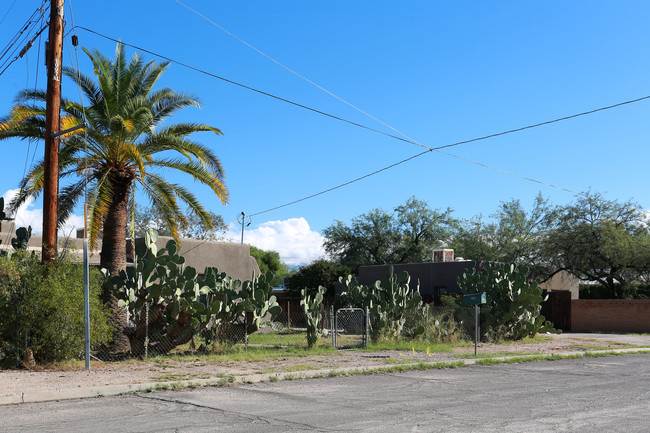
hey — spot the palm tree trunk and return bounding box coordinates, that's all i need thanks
[100,177,132,354]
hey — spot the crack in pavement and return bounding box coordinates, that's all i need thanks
[134,393,335,432]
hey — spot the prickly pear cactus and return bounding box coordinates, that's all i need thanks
[11,226,32,251]
[301,286,326,348]
[0,197,7,221]
[107,229,207,354]
[106,228,284,353]
[457,262,557,341]
[338,269,424,342]
[203,269,282,344]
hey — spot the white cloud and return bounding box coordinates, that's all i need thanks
[225,217,325,267]
[1,189,84,236]
[1,191,324,266]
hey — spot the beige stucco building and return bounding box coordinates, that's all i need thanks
[0,221,260,280]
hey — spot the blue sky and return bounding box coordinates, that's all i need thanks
[1,1,650,265]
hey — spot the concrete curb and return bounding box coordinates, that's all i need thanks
[2,347,649,406]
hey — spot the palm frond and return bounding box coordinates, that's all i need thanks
[4,42,229,256]
[146,157,228,204]
[58,180,87,228]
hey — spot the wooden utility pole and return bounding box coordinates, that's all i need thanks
[42,0,64,262]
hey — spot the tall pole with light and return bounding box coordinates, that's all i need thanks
[238,211,251,244]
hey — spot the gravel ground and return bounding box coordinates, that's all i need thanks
[1,332,647,395]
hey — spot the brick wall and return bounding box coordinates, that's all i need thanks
[571,300,650,332]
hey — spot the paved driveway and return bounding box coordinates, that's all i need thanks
[1,353,649,432]
[555,332,650,346]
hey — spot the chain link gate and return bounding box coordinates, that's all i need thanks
[330,307,369,350]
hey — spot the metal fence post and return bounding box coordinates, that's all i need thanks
[14,296,20,367]
[365,306,370,346]
[330,306,335,348]
[287,301,291,330]
[244,313,249,351]
[144,301,149,359]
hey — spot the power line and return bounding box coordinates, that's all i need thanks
[70,26,650,218]
[173,0,650,180]
[73,26,650,157]
[248,144,578,218]
[249,150,430,217]
[0,3,48,78]
[73,26,419,148]
[0,2,46,61]
[0,0,19,27]
[432,95,650,152]
[173,0,423,148]
[161,2,650,218]
[0,5,42,61]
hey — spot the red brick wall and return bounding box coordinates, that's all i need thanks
[571,300,650,332]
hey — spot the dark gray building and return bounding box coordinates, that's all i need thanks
[354,249,579,302]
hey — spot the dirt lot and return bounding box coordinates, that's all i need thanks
[1,333,647,395]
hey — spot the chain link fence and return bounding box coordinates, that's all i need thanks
[123,307,332,358]
[0,296,478,363]
[332,307,368,349]
[119,304,477,358]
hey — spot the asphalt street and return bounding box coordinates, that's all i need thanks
[1,354,649,432]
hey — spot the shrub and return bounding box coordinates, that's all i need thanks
[403,304,471,343]
[580,283,650,300]
[0,252,112,366]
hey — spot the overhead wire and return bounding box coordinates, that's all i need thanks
[73,26,419,148]
[0,5,48,78]
[0,2,47,77]
[0,0,19,27]
[21,8,46,183]
[0,5,42,61]
[66,0,92,244]
[172,0,423,147]
[72,27,650,170]
[6,3,47,246]
[169,1,643,216]
[248,145,579,218]
[68,27,650,220]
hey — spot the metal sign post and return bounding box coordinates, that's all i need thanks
[462,292,486,357]
[474,304,479,357]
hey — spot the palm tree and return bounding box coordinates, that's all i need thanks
[0,44,228,352]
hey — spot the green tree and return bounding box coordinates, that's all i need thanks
[323,197,453,270]
[0,44,228,352]
[544,192,650,298]
[394,197,454,263]
[323,208,397,269]
[286,259,350,297]
[450,214,498,261]
[249,246,292,287]
[451,194,555,278]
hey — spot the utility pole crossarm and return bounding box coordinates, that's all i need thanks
[51,122,86,138]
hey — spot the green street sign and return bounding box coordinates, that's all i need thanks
[462,292,486,306]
